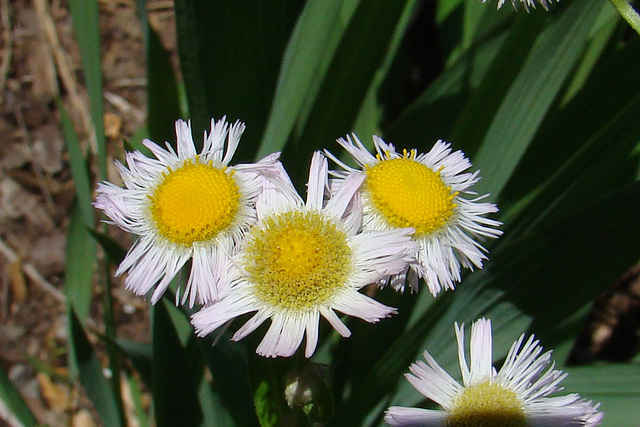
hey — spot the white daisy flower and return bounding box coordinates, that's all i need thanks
[95,117,280,307]
[191,152,419,358]
[385,318,603,426]
[326,135,502,296]
[481,0,558,12]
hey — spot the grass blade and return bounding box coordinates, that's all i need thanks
[342,180,640,415]
[258,0,360,158]
[564,363,640,426]
[59,100,93,226]
[281,0,419,184]
[64,203,96,323]
[60,100,96,322]
[151,301,203,427]
[68,0,106,179]
[0,366,38,427]
[68,307,124,427]
[145,8,182,144]
[174,0,304,161]
[472,0,604,196]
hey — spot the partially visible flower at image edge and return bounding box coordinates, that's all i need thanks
[327,135,502,296]
[191,151,419,358]
[94,117,281,307]
[481,0,559,12]
[385,318,603,426]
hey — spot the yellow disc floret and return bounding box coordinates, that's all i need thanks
[244,210,352,312]
[447,381,526,427]
[365,154,457,236]
[149,158,240,246]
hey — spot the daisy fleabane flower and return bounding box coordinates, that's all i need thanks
[191,152,419,358]
[95,117,281,307]
[326,135,502,296]
[482,0,559,12]
[385,318,603,426]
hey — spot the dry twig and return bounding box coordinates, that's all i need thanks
[33,0,97,153]
[0,238,66,304]
[0,0,13,99]
[104,91,145,124]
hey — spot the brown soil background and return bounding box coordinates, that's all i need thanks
[0,1,638,426]
[0,1,176,425]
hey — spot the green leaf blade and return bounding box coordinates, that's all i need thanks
[473,0,605,196]
[175,0,304,161]
[0,366,38,427]
[151,301,203,427]
[564,364,640,426]
[68,0,106,179]
[64,203,97,323]
[68,307,124,427]
[258,0,360,158]
[381,181,640,411]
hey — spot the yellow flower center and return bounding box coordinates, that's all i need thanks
[244,210,353,311]
[447,381,526,427]
[365,154,456,236]
[149,159,240,246]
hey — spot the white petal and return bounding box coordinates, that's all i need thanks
[330,291,396,323]
[222,119,245,165]
[233,310,272,341]
[335,134,378,167]
[468,318,493,384]
[306,151,328,210]
[191,291,256,337]
[455,322,471,385]
[182,245,229,307]
[202,116,227,162]
[325,172,366,219]
[319,306,351,338]
[304,311,320,358]
[175,119,197,159]
[256,314,306,358]
[526,396,604,426]
[385,406,448,426]
[405,352,461,410]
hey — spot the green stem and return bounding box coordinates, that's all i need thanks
[609,0,640,36]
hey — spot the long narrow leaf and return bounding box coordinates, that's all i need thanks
[258,0,360,158]
[126,373,150,427]
[198,335,258,426]
[114,339,152,387]
[347,180,640,416]
[151,301,203,427]
[64,203,96,323]
[448,12,545,155]
[174,0,304,161]
[68,0,106,179]
[282,0,419,185]
[385,30,508,145]
[473,0,604,196]
[0,366,38,427]
[500,38,640,236]
[68,307,123,427]
[89,229,126,266]
[59,100,93,226]
[563,364,640,426]
[146,13,182,144]
[60,99,96,323]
